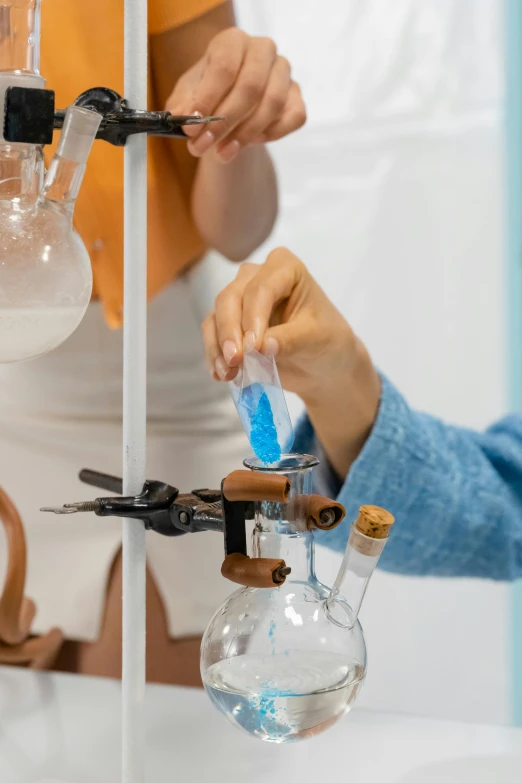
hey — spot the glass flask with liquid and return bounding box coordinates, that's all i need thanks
[0,0,101,363]
[201,454,394,743]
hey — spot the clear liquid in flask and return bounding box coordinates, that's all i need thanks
[203,649,364,743]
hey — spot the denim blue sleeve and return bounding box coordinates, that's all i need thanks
[293,375,522,581]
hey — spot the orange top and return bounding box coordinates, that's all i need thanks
[40,0,225,327]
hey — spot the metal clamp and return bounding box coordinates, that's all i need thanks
[41,468,346,588]
[41,468,289,587]
[4,85,222,147]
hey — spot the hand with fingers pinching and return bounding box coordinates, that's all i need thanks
[202,248,381,478]
[166,28,306,164]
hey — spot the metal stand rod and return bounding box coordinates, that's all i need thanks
[122,0,148,780]
[505,0,522,728]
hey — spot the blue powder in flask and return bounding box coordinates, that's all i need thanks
[249,392,281,465]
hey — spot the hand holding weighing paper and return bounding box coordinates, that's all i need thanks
[205,248,522,581]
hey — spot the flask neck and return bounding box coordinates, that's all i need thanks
[0,0,40,75]
[244,455,320,584]
[41,105,101,217]
[0,142,42,204]
[327,507,394,629]
[253,526,315,583]
[41,156,86,217]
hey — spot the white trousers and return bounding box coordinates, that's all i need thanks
[0,253,249,642]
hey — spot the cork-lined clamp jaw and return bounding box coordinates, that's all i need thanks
[40,467,347,589]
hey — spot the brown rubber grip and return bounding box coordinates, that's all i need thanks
[221,553,289,588]
[223,470,290,503]
[0,486,64,669]
[0,487,36,645]
[355,505,395,539]
[0,627,64,670]
[305,495,345,530]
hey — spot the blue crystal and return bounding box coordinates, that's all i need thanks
[249,391,281,464]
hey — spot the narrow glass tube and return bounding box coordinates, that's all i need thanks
[0,0,40,74]
[42,106,102,211]
[326,506,394,629]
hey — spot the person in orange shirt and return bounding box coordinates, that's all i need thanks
[0,0,306,685]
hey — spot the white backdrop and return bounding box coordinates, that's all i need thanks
[236,0,510,724]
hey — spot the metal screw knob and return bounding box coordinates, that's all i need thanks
[273,565,291,584]
[320,508,337,528]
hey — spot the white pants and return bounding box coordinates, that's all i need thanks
[0,253,249,642]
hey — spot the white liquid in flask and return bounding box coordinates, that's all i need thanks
[0,306,85,363]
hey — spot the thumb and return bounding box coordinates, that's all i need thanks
[165,61,202,116]
[263,317,314,361]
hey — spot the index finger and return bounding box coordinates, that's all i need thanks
[214,263,259,366]
[185,29,248,139]
[241,248,303,351]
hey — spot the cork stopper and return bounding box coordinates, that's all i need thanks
[355,505,395,540]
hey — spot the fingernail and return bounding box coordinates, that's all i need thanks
[244,331,256,354]
[219,139,241,163]
[263,337,279,358]
[188,130,215,156]
[215,356,228,380]
[222,340,237,365]
[181,111,203,137]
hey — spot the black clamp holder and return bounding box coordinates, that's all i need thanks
[41,468,344,587]
[41,468,294,588]
[42,468,229,537]
[3,85,222,147]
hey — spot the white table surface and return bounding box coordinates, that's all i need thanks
[0,666,521,783]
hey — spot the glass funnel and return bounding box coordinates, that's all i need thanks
[201,455,393,743]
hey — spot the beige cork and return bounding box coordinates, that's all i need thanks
[355,505,395,540]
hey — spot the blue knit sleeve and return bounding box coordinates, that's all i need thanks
[293,375,522,581]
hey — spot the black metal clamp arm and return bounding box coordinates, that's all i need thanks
[41,468,227,538]
[4,85,222,147]
[40,467,298,588]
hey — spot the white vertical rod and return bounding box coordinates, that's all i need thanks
[122,0,148,781]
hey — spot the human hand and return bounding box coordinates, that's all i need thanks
[202,248,363,403]
[165,28,306,164]
[202,248,381,477]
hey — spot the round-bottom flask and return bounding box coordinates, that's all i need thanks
[0,106,101,363]
[201,455,367,743]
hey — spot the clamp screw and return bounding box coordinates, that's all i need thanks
[273,565,291,584]
[320,509,337,527]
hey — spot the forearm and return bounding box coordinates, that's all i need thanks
[296,375,522,581]
[302,339,381,481]
[192,145,278,262]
